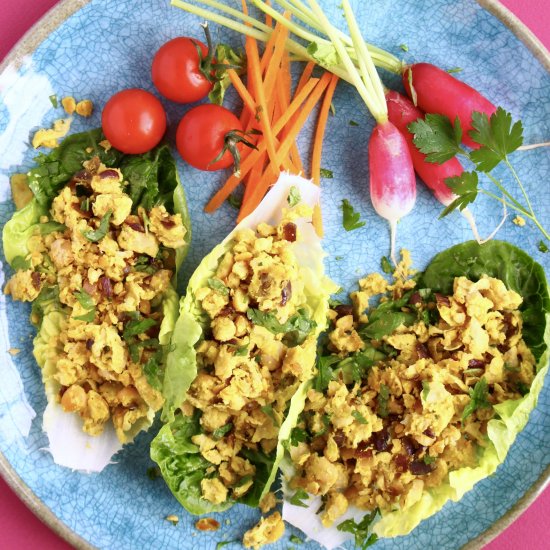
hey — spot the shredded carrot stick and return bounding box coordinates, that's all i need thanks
[237,74,332,220]
[312,74,339,185]
[310,74,339,235]
[259,18,281,76]
[227,67,256,116]
[245,36,280,175]
[205,77,321,212]
[263,15,290,105]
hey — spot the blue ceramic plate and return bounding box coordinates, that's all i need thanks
[0,1,549,548]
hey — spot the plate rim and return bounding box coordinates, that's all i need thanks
[0,1,548,549]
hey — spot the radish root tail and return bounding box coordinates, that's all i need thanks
[517,141,550,151]
[389,219,398,266]
[461,202,507,244]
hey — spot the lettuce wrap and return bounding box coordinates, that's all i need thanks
[151,173,336,514]
[281,240,549,547]
[3,129,191,472]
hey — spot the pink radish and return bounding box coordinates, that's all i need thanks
[386,89,506,242]
[402,63,496,149]
[369,120,416,264]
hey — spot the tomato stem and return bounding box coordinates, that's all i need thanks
[209,129,260,176]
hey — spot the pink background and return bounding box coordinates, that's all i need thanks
[0,1,548,549]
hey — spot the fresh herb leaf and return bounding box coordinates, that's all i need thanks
[381,256,392,274]
[421,380,430,401]
[399,43,409,52]
[469,108,523,172]
[447,67,463,73]
[227,193,242,210]
[49,94,58,108]
[143,351,163,390]
[75,288,95,310]
[216,542,237,550]
[123,316,157,339]
[349,120,359,127]
[337,508,380,549]
[359,298,416,340]
[134,255,157,274]
[538,240,548,253]
[80,197,90,212]
[312,413,331,437]
[409,114,463,164]
[289,426,308,447]
[352,410,368,424]
[289,535,303,544]
[339,348,385,384]
[39,221,67,235]
[289,488,310,507]
[287,186,301,207]
[341,199,365,231]
[74,309,96,322]
[81,210,112,242]
[233,344,248,356]
[11,256,31,271]
[439,171,479,217]
[212,423,233,440]
[313,354,340,391]
[423,455,436,464]
[320,168,333,179]
[246,308,316,347]
[208,277,229,296]
[377,384,390,418]
[462,377,492,422]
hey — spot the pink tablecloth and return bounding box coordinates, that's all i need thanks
[0,1,549,549]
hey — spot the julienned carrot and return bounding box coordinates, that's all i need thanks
[311,73,339,235]
[205,77,320,212]
[226,66,256,116]
[312,74,339,185]
[237,74,332,221]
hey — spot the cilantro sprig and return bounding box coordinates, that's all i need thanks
[337,509,380,549]
[462,377,492,422]
[341,199,366,231]
[409,107,549,242]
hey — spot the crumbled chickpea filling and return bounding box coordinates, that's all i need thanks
[289,265,536,526]
[5,157,187,442]
[183,218,317,505]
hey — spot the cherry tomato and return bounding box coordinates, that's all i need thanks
[176,104,243,171]
[152,37,213,104]
[101,89,166,154]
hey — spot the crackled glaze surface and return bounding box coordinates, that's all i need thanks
[0,1,548,549]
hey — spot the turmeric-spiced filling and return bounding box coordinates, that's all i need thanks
[288,260,536,527]
[183,220,317,505]
[5,157,186,441]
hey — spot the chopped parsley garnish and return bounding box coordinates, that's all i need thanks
[337,508,380,549]
[123,316,157,340]
[320,168,334,179]
[227,193,242,210]
[447,67,463,73]
[380,255,393,274]
[462,377,492,422]
[11,256,31,271]
[349,120,359,127]
[289,488,309,507]
[341,199,365,231]
[352,410,368,424]
[73,288,96,322]
[208,277,229,296]
[261,405,280,426]
[538,240,548,253]
[288,426,308,447]
[421,380,430,401]
[212,423,233,440]
[423,455,436,465]
[246,308,316,347]
[49,94,58,108]
[81,210,112,242]
[399,43,409,52]
[287,185,301,207]
[39,221,67,235]
[289,534,303,544]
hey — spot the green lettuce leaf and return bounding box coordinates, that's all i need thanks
[2,199,47,265]
[374,241,549,537]
[152,174,336,514]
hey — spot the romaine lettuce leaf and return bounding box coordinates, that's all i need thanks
[151,173,336,514]
[282,240,549,546]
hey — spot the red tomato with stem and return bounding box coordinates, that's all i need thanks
[176,104,252,172]
[101,89,166,154]
[152,37,213,103]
